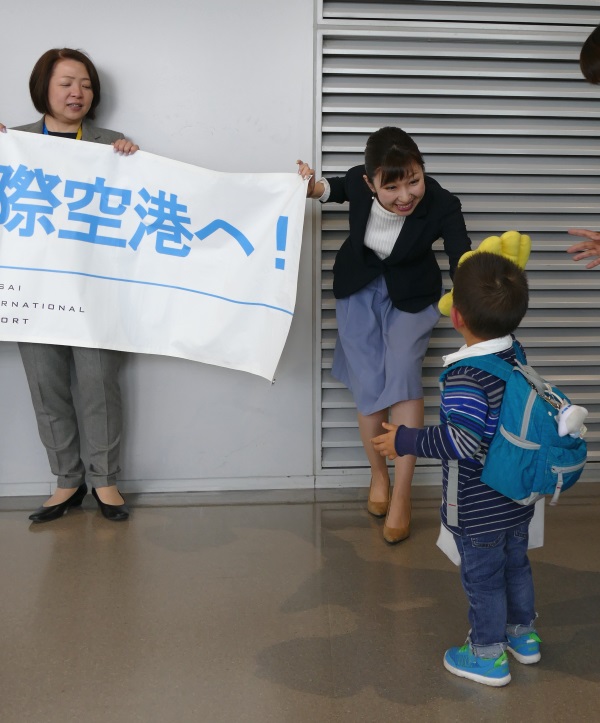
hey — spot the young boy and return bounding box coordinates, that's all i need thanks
[372,252,540,687]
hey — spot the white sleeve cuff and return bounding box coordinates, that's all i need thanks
[317,177,330,202]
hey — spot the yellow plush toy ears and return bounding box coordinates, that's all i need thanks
[438,230,531,316]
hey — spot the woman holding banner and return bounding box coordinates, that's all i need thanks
[0,48,137,522]
[298,127,471,544]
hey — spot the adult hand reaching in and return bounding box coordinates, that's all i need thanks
[567,228,600,269]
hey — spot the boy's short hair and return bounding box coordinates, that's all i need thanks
[452,252,529,339]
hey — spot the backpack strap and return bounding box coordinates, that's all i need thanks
[514,360,553,399]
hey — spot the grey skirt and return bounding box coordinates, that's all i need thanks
[331,276,441,415]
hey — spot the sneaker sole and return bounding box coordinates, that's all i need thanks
[443,657,511,687]
[507,646,541,664]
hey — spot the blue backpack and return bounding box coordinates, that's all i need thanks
[440,345,587,506]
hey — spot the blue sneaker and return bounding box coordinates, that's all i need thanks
[507,631,541,664]
[444,644,511,687]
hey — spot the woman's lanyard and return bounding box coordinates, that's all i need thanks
[42,121,82,140]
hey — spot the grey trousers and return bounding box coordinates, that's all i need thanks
[18,343,123,489]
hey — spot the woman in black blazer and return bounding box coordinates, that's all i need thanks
[299,127,471,543]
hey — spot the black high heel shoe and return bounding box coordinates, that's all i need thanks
[28,483,88,523]
[92,487,129,521]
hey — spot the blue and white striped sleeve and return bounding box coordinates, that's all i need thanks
[394,372,490,461]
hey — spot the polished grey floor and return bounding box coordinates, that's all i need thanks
[0,484,599,723]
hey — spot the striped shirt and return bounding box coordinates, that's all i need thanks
[396,340,534,536]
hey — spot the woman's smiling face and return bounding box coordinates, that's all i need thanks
[364,163,426,216]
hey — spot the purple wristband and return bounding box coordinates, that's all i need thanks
[394,425,420,457]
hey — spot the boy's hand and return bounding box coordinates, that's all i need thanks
[371,422,398,460]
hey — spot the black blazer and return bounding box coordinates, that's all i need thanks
[328,165,471,312]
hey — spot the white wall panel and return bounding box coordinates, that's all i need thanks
[0,0,315,495]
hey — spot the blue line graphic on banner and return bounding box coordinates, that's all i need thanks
[0,264,294,315]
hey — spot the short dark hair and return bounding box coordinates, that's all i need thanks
[580,25,600,84]
[364,126,424,185]
[453,252,529,339]
[29,48,101,120]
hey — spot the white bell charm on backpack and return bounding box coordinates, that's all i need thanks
[556,401,588,439]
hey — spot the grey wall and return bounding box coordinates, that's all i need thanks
[0,0,316,495]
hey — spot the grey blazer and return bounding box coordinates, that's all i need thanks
[13,118,124,145]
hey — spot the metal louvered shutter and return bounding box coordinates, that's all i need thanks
[316,1,600,484]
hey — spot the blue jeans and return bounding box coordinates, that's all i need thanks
[455,522,536,658]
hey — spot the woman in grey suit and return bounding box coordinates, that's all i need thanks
[0,48,138,522]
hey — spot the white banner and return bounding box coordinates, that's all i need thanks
[0,131,307,380]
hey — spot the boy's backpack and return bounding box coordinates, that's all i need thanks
[440,344,587,507]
